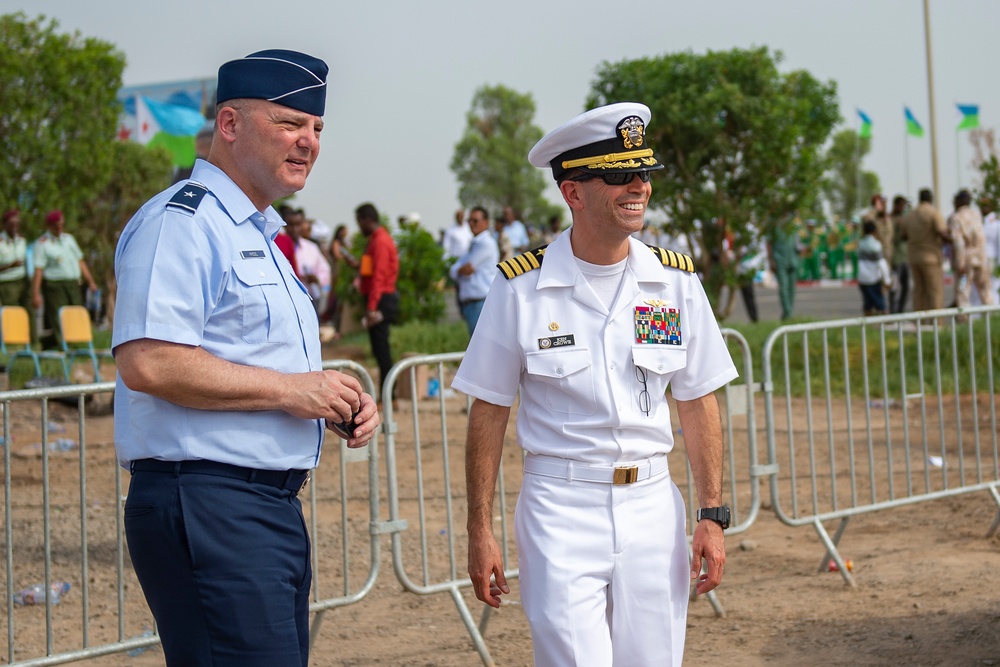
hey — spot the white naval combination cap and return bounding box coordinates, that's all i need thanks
[528,102,665,181]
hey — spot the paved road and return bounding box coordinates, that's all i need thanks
[716,280,957,325]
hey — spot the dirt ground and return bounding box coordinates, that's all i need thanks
[2,350,1000,667]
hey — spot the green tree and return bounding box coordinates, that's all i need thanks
[976,154,1000,209]
[450,84,560,227]
[587,47,840,318]
[822,129,881,224]
[970,128,1000,209]
[78,141,174,323]
[0,13,125,238]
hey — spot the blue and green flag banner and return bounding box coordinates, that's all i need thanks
[904,107,924,138]
[956,104,980,131]
[135,95,206,167]
[857,109,872,138]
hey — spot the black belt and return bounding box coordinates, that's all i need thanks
[130,459,310,495]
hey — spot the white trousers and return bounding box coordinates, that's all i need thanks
[515,470,689,667]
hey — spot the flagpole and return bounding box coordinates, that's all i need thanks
[904,124,911,197]
[923,0,941,200]
[855,127,861,214]
[956,124,961,189]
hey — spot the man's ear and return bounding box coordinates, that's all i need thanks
[559,180,586,213]
[214,106,240,143]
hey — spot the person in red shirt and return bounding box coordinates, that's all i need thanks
[276,205,300,275]
[355,202,399,399]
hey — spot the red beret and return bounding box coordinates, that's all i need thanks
[1,209,18,222]
[45,210,63,223]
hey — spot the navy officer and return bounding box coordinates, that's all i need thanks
[454,102,737,666]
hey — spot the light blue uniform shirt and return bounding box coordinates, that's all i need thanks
[113,160,323,470]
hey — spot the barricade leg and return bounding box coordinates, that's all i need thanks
[812,518,855,587]
[449,586,496,667]
[308,609,327,652]
[987,486,1000,538]
[815,516,850,573]
[478,603,494,635]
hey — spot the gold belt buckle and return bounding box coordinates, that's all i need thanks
[298,473,311,494]
[613,465,639,485]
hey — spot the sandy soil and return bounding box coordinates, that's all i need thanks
[2,353,999,667]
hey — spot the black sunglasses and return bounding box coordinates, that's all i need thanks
[565,171,651,186]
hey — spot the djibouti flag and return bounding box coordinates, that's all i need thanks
[956,104,980,131]
[857,109,873,138]
[135,95,206,167]
[904,107,924,138]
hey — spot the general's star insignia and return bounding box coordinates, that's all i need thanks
[183,190,197,198]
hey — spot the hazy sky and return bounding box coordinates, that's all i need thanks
[4,0,998,234]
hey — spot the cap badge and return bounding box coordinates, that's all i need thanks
[618,116,645,150]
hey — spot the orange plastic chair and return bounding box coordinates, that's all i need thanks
[1,306,67,379]
[58,305,114,381]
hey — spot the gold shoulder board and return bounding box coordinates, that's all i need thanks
[497,246,547,280]
[646,244,695,273]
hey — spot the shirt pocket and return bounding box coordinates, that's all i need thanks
[525,347,596,416]
[232,260,293,344]
[632,346,688,416]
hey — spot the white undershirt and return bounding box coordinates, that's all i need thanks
[574,255,628,311]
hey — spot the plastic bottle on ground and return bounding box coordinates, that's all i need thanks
[13,581,71,605]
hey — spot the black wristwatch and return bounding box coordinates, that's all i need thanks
[696,506,731,530]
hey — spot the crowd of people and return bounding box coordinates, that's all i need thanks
[854,187,997,317]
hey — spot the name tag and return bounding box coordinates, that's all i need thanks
[538,334,575,349]
[240,250,266,259]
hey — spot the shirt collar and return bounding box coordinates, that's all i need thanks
[190,159,283,238]
[536,230,670,288]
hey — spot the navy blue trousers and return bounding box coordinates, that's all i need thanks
[124,468,312,666]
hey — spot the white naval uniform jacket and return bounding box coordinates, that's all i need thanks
[452,229,738,465]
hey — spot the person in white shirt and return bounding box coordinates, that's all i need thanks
[288,211,332,315]
[976,198,999,305]
[448,206,499,334]
[456,102,736,667]
[502,206,530,254]
[442,208,474,261]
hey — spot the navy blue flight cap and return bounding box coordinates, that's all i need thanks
[217,49,328,117]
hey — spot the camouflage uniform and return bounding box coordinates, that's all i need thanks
[948,206,993,307]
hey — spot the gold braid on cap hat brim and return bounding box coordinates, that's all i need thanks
[561,149,656,170]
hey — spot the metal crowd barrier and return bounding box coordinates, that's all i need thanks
[761,306,1000,586]
[1,359,380,666]
[380,352,509,667]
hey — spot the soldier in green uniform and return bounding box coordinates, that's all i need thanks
[799,219,822,281]
[768,219,801,320]
[0,209,34,340]
[844,218,861,280]
[31,210,97,348]
[824,218,845,279]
